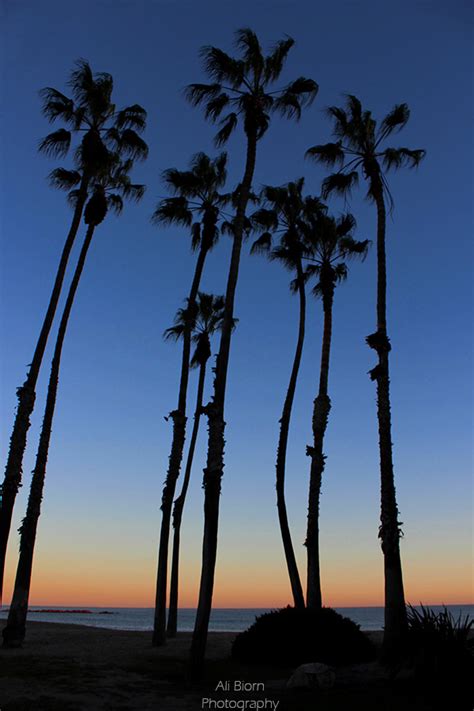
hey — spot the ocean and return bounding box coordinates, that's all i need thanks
[0,605,472,632]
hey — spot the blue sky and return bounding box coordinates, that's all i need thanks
[0,0,472,606]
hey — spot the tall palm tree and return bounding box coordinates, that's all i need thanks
[250,179,324,609]
[165,293,230,637]
[306,95,424,654]
[303,211,368,609]
[0,59,147,605]
[151,153,228,646]
[185,28,318,673]
[2,158,145,648]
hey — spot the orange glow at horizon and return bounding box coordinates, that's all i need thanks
[3,550,472,609]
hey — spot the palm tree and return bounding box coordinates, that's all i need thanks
[2,158,145,648]
[151,153,229,646]
[165,293,230,637]
[306,95,424,654]
[185,28,318,673]
[0,59,147,605]
[250,179,325,609]
[303,211,368,609]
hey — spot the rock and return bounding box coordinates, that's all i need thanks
[287,662,336,690]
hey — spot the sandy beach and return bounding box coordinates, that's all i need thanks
[0,621,442,710]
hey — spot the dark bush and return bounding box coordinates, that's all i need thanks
[407,604,473,705]
[231,606,375,667]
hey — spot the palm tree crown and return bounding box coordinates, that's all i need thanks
[306,95,425,207]
[185,28,318,145]
[165,293,231,367]
[39,59,148,190]
[251,178,325,281]
[304,212,369,300]
[152,152,229,252]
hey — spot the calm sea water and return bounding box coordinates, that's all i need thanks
[0,605,472,632]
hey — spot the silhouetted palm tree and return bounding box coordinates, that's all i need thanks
[303,211,368,609]
[306,95,424,654]
[0,60,147,604]
[185,28,318,673]
[151,153,228,646]
[2,158,145,648]
[250,179,324,609]
[165,293,230,637]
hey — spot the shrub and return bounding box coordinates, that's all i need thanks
[407,604,473,705]
[231,606,375,667]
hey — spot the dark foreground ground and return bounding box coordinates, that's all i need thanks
[0,621,464,710]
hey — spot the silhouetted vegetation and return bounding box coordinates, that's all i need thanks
[186,28,318,676]
[0,59,147,606]
[151,152,229,647]
[1,23,432,684]
[307,96,425,657]
[407,605,473,705]
[232,606,376,666]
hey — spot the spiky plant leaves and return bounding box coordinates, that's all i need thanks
[321,171,359,199]
[250,232,272,255]
[39,129,72,158]
[48,168,81,191]
[382,147,426,170]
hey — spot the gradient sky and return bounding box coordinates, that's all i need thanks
[0,0,472,608]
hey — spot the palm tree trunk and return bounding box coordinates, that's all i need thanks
[2,223,95,647]
[276,260,306,609]
[0,175,89,607]
[189,132,258,677]
[368,177,407,659]
[306,289,333,609]
[153,244,208,646]
[167,360,207,637]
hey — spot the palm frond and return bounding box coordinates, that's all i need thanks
[250,232,272,255]
[68,58,94,103]
[191,222,201,250]
[152,196,192,227]
[333,262,348,282]
[164,323,185,342]
[120,182,145,202]
[264,37,294,82]
[104,126,122,151]
[204,93,230,121]
[273,90,302,120]
[215,112,238,146]
[161,167,196,196]
[251,207,278,232]
[114,104,147,132]
[67,188,82,209]
[338,237,370,260]
[270,244,300,271]
[234,28,264,74]
[325,106,349,138]
[345,94,363,123]
[200,46,245,86]
[305,141,345,167]
[191,332,211,368]
[378,103,410,139]
[335,212,356,236]
[184,83,222,107]
[48,167,81,191]
[321,171,359,199]
[39,87,75,124]
[382,147,426,170]
[276,77,318,118]
[38,129,71,157]
[118,128,148,161]
[106,193,124,215]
